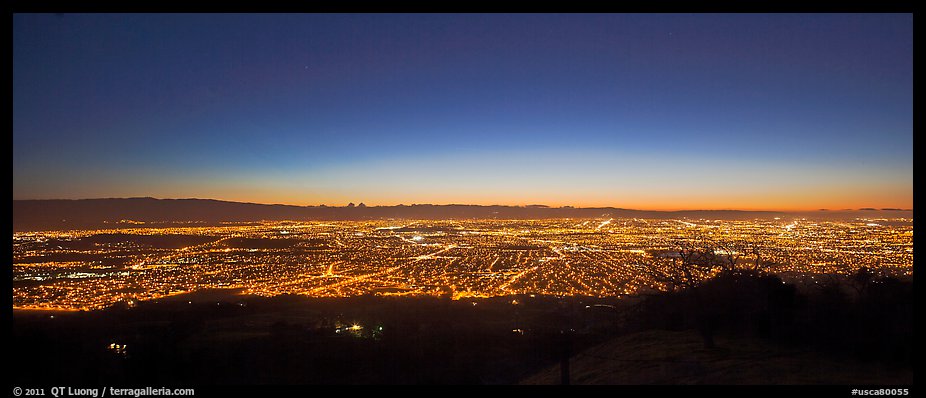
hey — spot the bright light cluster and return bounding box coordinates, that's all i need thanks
[12,218,913,311]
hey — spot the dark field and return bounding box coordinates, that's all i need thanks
[11,273,914,385]
[13,292,618,384]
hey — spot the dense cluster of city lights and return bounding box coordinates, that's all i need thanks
[13,218,912,311]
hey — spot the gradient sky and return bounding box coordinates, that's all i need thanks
[13,14,912,210]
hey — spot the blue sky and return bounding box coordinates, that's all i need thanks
[13,14,912,210]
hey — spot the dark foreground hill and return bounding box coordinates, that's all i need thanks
[12,296,911,385]
[521,329,912,385]
[13,197,911,231]
[521,270,913,385]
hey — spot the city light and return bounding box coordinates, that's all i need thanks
[12,218,913,311]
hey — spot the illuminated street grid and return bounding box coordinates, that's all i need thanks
[13,218,913,310]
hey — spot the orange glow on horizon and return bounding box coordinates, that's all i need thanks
[100,194,910,213]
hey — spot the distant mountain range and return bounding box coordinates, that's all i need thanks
[12,197,913,232]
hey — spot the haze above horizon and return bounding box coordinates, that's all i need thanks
[13,14,912,211]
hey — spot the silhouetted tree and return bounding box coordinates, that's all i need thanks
[850,266,874,299]
[638,238,774,292]
[636,238,775,348]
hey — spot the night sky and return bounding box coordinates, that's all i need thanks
[13,14,912,210]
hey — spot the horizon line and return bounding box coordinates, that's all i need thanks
[11,196,914,213]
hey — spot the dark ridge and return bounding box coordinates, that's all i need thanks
[13,198,912,232]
